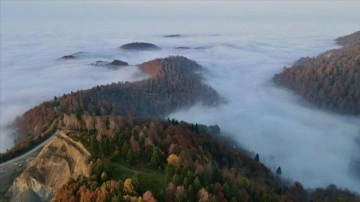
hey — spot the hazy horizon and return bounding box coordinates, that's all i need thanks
[1,1,360,193]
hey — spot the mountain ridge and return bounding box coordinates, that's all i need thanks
[273,31,360,115]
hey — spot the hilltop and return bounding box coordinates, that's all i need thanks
[120,42,160,51]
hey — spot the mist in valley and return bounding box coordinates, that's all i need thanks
[1,0,360,193]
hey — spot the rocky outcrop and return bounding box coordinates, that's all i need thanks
[120,42,160,51]
[6,131,90,202]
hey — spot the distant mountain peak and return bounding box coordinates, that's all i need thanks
[120,42,160,51]
[139,56,202,78]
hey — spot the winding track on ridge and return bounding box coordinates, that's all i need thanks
[0,131,57,167]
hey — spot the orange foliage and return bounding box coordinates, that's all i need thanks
[167,154,181,167]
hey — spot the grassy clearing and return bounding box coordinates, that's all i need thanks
[109,162,165,194]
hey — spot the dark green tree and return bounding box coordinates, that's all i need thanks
[187,185,195,201]
[121,141,130,157]
[193,176,202,192]
[255,153,259,162]
[150,146,163,169]
[127,150,134,165]
[172,173,181,185]
[276,166,282,175]
[165,164,176,182]
[223,183,231,199]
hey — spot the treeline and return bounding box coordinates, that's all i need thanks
[53,117,360,201]
[0,56,221,164]
[273,32,360,115]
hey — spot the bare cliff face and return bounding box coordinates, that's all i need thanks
[6,131,91,202]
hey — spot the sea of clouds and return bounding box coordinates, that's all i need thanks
[1,0,360,193]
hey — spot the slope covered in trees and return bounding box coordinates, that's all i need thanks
[52,117,359,201]
[0,56,222,163]
[273,31,360,115]
[336,30,360,47]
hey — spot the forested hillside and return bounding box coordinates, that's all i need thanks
[273,31,360,115]
[53,117,359,201]
[0,56,222,164]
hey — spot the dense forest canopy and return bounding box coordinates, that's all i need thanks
[273,31,360,115]
[53,117,360,202]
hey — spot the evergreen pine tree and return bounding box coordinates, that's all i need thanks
[255,153,259,162]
